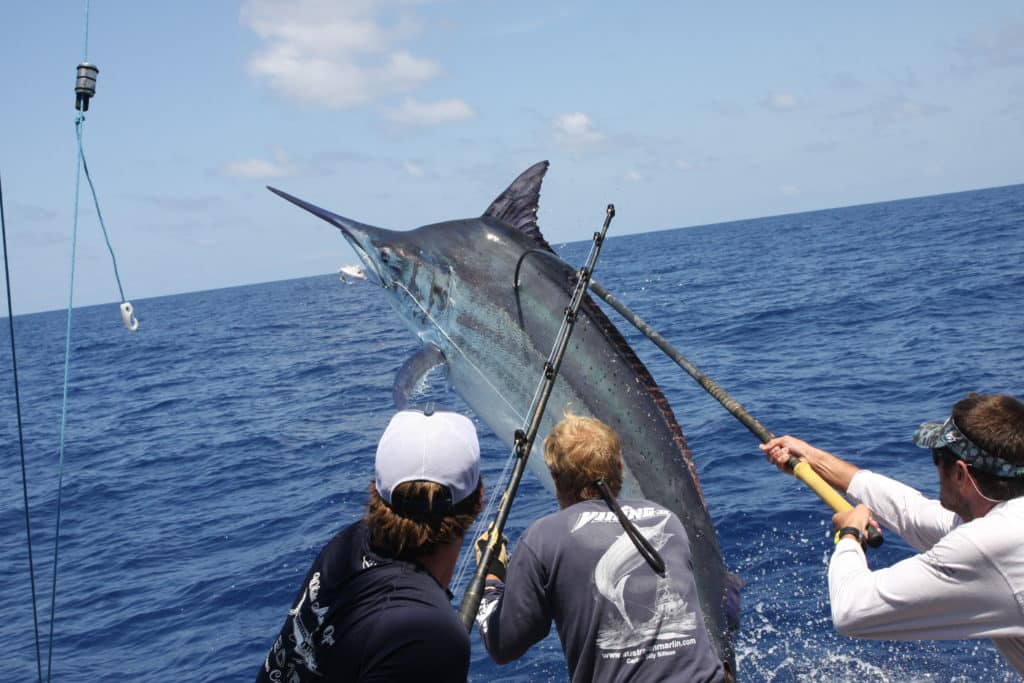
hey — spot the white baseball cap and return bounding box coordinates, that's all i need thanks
[375,409,481,510]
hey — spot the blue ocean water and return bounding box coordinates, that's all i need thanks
[2,184,1022,682]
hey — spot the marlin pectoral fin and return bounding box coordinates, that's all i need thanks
[482,161,555,253]
[393,343,448,409]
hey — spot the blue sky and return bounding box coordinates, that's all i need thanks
[3,1,1022,314]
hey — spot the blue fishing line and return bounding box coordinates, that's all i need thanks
[78,122,128,302]
[45,113,87,683]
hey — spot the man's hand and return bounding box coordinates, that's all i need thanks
[760,435,814,472]
[474,523,510,582]
[832,503,878,545]
[759,435,861,492]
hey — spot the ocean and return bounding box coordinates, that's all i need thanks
[2,183,1022,681]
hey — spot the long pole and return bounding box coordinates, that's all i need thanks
[458,205,616,629]
[588,280,883,548]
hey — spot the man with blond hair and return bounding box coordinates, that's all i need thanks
[256,409,484,682]
[475,411,727,682]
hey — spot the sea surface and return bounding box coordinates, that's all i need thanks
[2,184,1023,682]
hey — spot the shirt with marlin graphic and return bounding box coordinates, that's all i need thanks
[477,497,725,682]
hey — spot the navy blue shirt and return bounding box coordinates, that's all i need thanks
[256,520,469,682]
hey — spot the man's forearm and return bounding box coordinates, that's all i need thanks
[763,435,861,491]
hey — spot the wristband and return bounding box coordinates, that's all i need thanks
[834,526,864,545]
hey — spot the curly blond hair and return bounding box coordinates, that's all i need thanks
[543,410,623,504]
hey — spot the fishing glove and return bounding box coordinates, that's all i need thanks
[474,523,510,582]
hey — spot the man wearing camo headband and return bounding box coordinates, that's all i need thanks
[761,392,1024,676]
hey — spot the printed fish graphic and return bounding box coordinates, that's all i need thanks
[595,515,673,629]
[268,161,739,671]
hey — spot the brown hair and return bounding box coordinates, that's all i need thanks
[543,410,623,504]
[365,479,482,560]
[953,393,1024,500]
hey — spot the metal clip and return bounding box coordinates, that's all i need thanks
[120,301,139,331]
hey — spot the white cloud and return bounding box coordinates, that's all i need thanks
[553,112,605,147]
[403,160,425,177]
[242,0,442,109]
[624,170,643,182]
[221,148,298,179]
[762,91,801,111]
[385,97,476,126]
[781,184,801,196]
[674,159,693,172]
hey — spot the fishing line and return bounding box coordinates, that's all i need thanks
[76,122,130,305]
[452,449,516,590]
[46,93,86,683]
[1,173,45,683]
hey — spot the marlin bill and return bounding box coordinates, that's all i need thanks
[268,161,740,671]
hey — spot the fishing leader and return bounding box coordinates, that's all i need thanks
[762,392,1024,675]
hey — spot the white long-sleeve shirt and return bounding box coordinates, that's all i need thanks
[829,470,1024,676]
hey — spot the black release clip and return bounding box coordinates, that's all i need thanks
[75,62,99,112]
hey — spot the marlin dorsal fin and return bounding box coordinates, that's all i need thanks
[482,161,554,252]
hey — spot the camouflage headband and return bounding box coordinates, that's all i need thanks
[913,416,1024,479]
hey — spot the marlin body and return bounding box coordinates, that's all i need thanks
[269,161,737,670]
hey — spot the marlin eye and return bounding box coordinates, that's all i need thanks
[379,250,390,263]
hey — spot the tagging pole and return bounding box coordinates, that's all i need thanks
[587,279,883,548]
[458,205,616,630]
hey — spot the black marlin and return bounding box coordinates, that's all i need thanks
[268,161,739,671]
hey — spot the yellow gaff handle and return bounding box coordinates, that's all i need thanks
[791,460,852,512]
[792,459,882,547]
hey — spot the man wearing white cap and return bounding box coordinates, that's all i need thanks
[256,409,483,683]
[761,392,1024,675]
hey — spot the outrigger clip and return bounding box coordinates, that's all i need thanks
[75,62,99,112]
[120,301,139,331]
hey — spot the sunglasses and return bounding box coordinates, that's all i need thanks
[932,447,961,468]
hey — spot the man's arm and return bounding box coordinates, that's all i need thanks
[828,531,1021,641]
[761,435,861,491]
[476,538,554,664]
[846,470,958,551]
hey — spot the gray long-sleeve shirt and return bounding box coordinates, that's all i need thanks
[476,497,725,682]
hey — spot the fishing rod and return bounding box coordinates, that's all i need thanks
[458,205,616,630]
[587,280,884,548]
